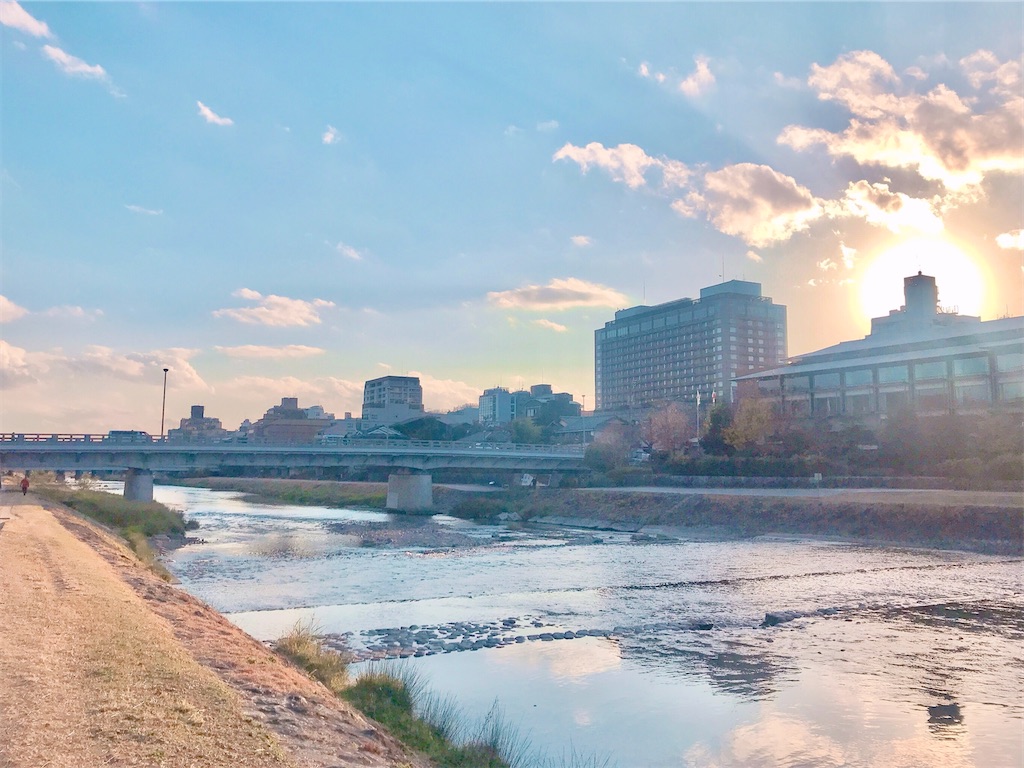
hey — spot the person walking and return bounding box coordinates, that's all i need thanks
[20,476,29,496]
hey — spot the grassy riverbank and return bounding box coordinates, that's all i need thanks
[177,477,388,508]
[274,624,516,767]
[175,476,1023,554]
[34,483,194,579]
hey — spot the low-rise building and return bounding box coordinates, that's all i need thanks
[361,375,425,426]
[737,273,1024,423]
[167,405,228,442]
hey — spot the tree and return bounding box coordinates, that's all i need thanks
[700,404,734,456]
[509,417,543,445]
[641,402,696,455]
[723,399,775,454]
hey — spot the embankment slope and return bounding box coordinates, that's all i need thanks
[0,493,428,768]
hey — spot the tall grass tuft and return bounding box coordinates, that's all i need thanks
[273,621,350,695]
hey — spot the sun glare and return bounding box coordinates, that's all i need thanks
[859,238,987,322]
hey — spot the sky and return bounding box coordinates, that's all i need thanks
[2,2,1022,434]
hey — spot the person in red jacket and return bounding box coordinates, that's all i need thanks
[20,476,29,495]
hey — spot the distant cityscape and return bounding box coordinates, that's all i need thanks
[168,273,1024,445]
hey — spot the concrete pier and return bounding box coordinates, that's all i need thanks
[123,469,154,502]
[386,472,432,513]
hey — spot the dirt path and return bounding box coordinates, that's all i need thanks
[0,494,427,768]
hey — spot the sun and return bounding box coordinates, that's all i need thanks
[859,238,987,321]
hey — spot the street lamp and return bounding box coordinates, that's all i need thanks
[160,367,169,440]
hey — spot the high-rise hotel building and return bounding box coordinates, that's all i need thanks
[594,280,787,410]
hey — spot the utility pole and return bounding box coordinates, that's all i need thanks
[160,368,169,440]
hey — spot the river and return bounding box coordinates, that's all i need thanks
[153,483,1022,767]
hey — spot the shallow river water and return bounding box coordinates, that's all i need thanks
[154,484,1023,767]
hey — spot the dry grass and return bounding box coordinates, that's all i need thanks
[273,621,350,695]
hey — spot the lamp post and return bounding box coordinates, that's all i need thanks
[160,367,169,440]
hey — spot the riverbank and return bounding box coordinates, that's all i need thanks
[177,477,1023,555]
[0,492,429,768]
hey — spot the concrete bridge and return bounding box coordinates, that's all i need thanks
[0,434,587,511]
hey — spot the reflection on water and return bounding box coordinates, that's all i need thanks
[156,484,1023,767]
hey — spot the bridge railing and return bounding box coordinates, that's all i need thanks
[0,433,586,455]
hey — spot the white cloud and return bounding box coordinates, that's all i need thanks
[834,180,944,236]
[960,50,1021,95]
[408,371,482,412]
[504,125,524,137]
[0,295,29,323]
[817,258,837,271]
[779,50,1024,191]
[570,235,592,247]
[42,44,106,79]
[0,1,51,37]
[63,346,209,391]
[0,340,43,388]
[745,250,763,263]
[533,319,568,333]
[125,204,163,216]
[215,344,325,359]
[197,100,233,127]
[336,242,364,261]
[487,277,628,311]
[773,71,804,89]
[322,125,341,144]
[220,375,364,411]
[536,120,559,132]
[213,289,334,327]
[679,55,715,97]
[839,241,858,269]
[553,142,690,190]
[682,163,824,247]
[41,305,103,320]
[996,229,1024,250]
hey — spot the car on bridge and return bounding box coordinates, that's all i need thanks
[104,430,152,443]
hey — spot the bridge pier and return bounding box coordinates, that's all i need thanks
[124,469,154,502]
[386,472,432,513]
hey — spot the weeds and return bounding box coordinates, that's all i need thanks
[273,621,349,695]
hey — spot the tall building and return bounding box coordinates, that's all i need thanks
[737,272,1024,422]
[361,375,425,425]
[595,280,787,410]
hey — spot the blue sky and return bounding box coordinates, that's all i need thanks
[2,2,1022,433]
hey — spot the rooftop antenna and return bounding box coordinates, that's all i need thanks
[720,253,726,283]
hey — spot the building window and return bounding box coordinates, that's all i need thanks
[878,365,909,384]
[914,361,947,381]
[844,369,873,387]
[953,356,989,376]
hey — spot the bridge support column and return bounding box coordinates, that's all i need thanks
[386,472,432,513]
[124,469,154,502]
[54,470,66,484]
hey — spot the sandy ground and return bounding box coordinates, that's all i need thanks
[0,493,429,768]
